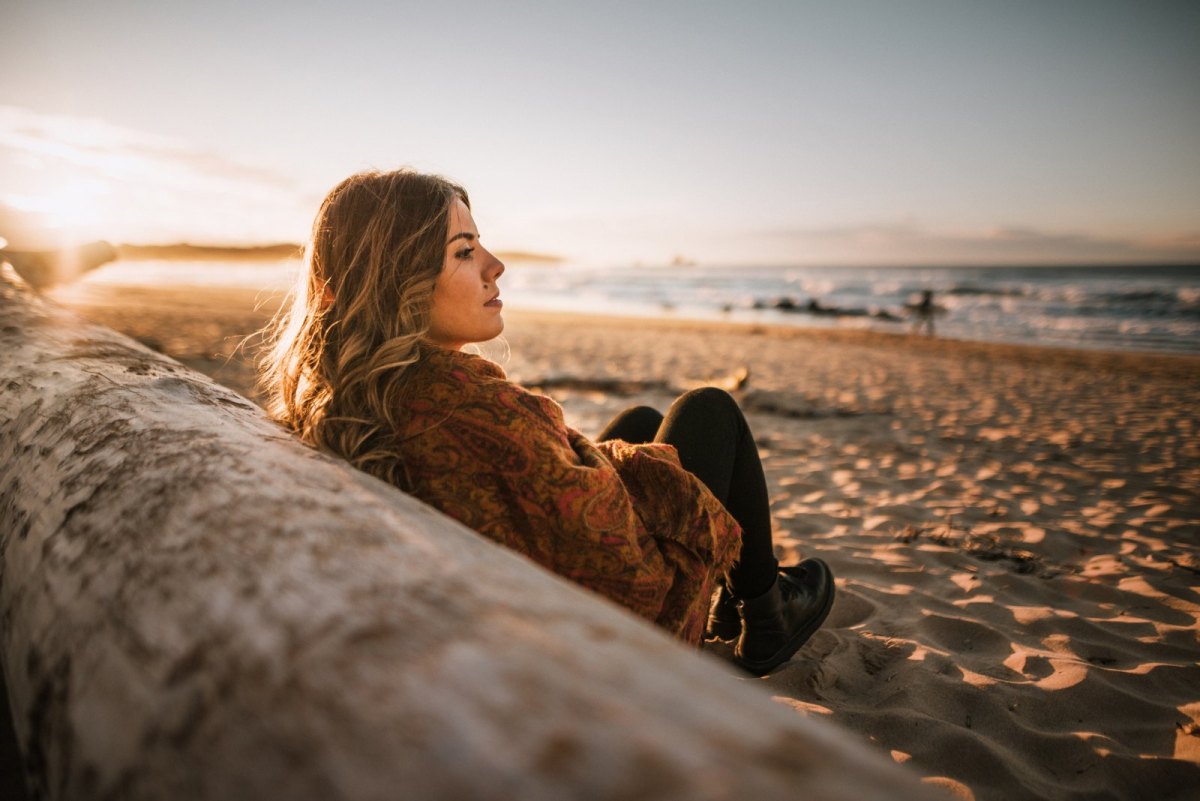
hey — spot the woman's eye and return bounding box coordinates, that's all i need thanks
[456,246,475,259]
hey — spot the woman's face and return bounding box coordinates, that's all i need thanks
[427,198,505,350]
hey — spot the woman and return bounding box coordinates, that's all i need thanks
[260,169,834,675]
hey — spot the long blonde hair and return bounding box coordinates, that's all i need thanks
[259,169,468,485]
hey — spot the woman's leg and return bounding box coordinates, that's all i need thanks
[598,396,776,596]
[654,387,778,599]
[659,387,834,674]
[596,406,664,444]
[601,391,833,673]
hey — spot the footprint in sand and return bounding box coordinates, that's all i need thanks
[825,584,877,629]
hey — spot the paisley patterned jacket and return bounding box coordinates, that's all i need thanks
[390,348,742,644]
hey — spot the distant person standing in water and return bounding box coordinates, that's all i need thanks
[911,289,939,336]
[258,169,835,675]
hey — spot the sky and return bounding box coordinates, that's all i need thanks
[1,0,1198,266]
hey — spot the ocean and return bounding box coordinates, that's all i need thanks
[78,260,1200,355]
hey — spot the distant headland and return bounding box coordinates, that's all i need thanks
[116,243,303,260]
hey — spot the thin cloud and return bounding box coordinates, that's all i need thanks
[761,220,1200,264]
[0,105,295,191]
[0,105,311,246]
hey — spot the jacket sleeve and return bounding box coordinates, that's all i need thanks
[413,375,676,622]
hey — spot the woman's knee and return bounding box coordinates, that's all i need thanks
[597,405,663,443]
[670,386,740,418]
[619,405,665,428]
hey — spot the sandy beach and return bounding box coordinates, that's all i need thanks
[47,280,1200,800]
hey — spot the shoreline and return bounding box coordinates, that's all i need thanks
[504,307,1200,374]
[512,301,1200,358]
[59,255,1200,357]
[49,278,1200,377]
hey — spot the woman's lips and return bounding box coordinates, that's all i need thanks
[485,296,502,308]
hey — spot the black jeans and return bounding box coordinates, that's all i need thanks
[597,387,779,599]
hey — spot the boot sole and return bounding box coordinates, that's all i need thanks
[736,559,835,676]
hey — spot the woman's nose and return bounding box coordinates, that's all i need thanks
[486,251,505,281]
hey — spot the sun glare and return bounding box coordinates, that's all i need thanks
[35,179,112,245]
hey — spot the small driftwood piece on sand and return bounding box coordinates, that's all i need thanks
[0,264,933,801]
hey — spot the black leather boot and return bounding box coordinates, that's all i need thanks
[735,558,835,675]
[705,583,741,641]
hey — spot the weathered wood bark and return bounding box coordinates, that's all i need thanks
[0,264,933,801]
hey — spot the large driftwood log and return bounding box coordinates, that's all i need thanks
[0,264,931,801]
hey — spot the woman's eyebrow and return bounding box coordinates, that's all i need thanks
[446,232,477,245]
